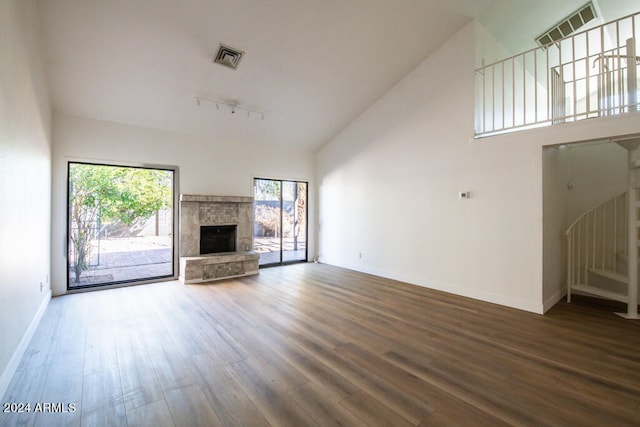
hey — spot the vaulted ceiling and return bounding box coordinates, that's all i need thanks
[35,0,639,151]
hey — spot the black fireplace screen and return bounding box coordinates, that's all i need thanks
[200,225,236,254]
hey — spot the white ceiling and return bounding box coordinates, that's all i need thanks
[35,0,639,151]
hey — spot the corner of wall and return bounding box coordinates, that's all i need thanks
[0,0,53,398]
[543,287,566,313]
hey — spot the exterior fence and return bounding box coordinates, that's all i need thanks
[475,12,640,137]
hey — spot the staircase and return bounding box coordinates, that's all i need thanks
[566,192,629,302]
[565,139,640,318]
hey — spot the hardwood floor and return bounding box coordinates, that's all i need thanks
[2,263,640,426]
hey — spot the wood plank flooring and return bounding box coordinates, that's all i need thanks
[2,263,640,426]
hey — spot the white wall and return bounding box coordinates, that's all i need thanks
[317,22,544,313]
[475,21,511,68]
[316,21,640,314]
[51,113,315,296]
[542,147,569,310]
[564,142,628,223]
[0,0,52,398]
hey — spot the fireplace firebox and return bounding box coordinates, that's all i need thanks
[200,225,236,255]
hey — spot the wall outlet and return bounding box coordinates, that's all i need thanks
[358,252,363,259]
[40,282,43,292]
[458,191,471,199]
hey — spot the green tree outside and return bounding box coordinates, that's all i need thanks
[68,163,172,283]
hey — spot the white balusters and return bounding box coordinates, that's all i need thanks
[476,12,640,137]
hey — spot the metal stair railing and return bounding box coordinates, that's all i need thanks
[475,11,640,137]
[565,192,629,303]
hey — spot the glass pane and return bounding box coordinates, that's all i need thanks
[282,181,307,263]
[67,163,174,288]
[253,179,282,265]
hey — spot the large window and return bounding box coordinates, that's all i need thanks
[253,178,307,266]
[67,162,175,289]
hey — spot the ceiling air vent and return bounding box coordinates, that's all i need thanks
[536,2,597,46]
[214,44,244,70]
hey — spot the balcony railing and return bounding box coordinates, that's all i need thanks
[475,12,640,137]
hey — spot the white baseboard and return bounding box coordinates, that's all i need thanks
[329,261,545,314]
[543,287,567,313]
[0,290,51,399]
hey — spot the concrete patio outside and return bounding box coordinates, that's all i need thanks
[69,236,173,287]
[69,235,307,287]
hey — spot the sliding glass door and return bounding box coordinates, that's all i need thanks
[253,178,307,266]
[67,162,175,289]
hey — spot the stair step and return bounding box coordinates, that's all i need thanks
[588,268,628,284]
[571,283,628,303]
[617,251,640,261]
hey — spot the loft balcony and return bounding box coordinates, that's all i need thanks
[475,11,640,138]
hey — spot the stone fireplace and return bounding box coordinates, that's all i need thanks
[179,194,259,283]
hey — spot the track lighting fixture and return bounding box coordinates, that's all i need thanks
[195,96,264,119]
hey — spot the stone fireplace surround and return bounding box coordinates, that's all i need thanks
[179,194,259,283]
